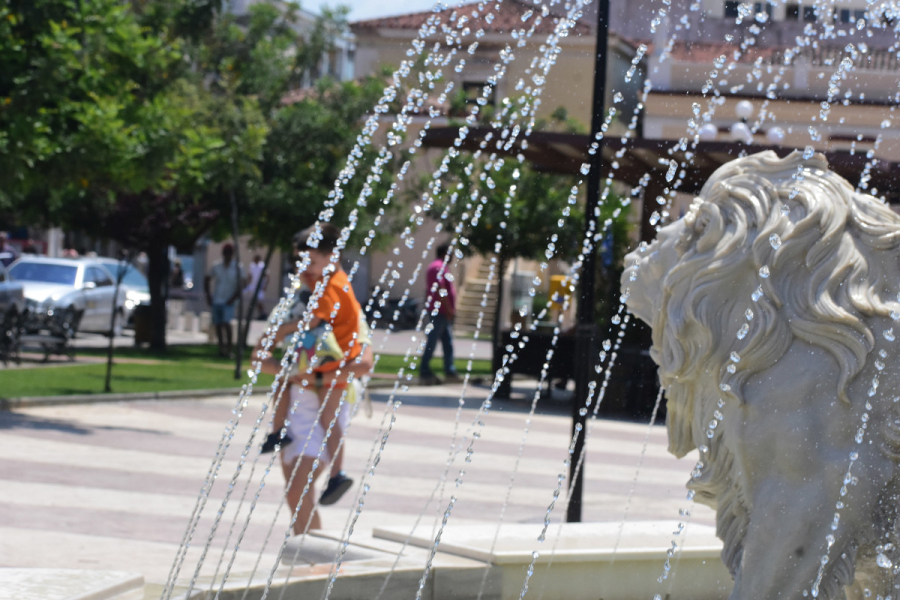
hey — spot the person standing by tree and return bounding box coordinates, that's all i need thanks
[420,243,461,385]
[205,243,245,357]
[244,254,268,320]
[0,232,19,267]
[170,259,185,289]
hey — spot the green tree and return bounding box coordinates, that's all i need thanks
[0,0,266,350]
[426,101,631,363]
[200,3,402,349]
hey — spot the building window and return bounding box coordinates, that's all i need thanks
[839,8,851,22]
[803,6,817,21]
[786,3,800,20]
[754,2,773,17]
[463,82,495,107]
[724,1,740,18]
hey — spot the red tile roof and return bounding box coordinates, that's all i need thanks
[351,0,593,37]
[663,40,778,64]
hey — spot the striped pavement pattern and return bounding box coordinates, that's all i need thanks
[0,383,715,593]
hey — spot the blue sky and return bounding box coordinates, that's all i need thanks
[320,0,439,21]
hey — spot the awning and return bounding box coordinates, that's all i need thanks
[421,126,900,199]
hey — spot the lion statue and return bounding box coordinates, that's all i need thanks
[622,150,900,600]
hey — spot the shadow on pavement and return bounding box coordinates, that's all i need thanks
[0,411,168,436]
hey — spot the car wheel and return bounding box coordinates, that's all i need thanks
[107,309,124,338]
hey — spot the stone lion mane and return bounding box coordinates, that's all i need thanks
[651,150,900,579]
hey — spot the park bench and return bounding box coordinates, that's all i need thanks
[0,307,23,365]
[19,307,84,362]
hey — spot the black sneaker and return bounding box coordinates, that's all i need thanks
[261,431,292,454]
[419,374,442,386]
[319,472,353,505]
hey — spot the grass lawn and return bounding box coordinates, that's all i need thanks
[0,345,494,398]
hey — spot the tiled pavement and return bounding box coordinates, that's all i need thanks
[0,382,714,593]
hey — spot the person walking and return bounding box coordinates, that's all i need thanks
[420,242,461,385]
[255,224,373,534]
[204,243,245,357]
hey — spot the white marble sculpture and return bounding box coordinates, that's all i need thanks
[622,151,900,600]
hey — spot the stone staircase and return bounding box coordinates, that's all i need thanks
[454,255,501,335]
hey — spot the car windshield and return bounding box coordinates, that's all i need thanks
[178,256,194,281]
[10,262,78,285]
[106,262,148,291]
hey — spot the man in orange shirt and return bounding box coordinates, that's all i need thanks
[255,224,373,533]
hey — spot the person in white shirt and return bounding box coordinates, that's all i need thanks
[204,243,246,357]
[244,254,268,319]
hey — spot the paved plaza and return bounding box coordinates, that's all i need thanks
[0,382,714,596]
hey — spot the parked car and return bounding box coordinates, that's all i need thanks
[96,258,150,327]
[9,257,126,335]
[0,262,25,316]
[176,254,195,290]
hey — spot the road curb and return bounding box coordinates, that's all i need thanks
[0,388,243,410]
[0,378,402,410]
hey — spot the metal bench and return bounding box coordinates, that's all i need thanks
[19,307,84,362]
[0,307,23,365]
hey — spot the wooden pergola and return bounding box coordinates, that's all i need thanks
[422,126,900,241]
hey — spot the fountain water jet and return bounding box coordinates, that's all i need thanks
[147,1,900,600]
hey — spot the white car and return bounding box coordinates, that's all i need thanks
[96,258,150,327]
[10,257,126,335]
[0,262,25,317]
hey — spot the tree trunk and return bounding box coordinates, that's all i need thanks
[147,241,169,351]
[230,190,244,380]
[491,253,508,376]
[104,254,129,393]
[241,243,276,349]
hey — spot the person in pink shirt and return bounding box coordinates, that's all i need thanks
[420,242,462,385]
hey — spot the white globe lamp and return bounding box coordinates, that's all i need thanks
[698,123,718,141]
[735,99,755,121]
[730,122,753,144]
[766,127,785,145]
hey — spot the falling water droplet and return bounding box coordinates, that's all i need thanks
[758,265,770,278]
[666,160,678,182]
[803,146,815,159]
[769,234,782,249]
[877,554,893,569]
[737,324,749,340]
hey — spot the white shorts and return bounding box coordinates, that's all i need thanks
[281,384,353,465]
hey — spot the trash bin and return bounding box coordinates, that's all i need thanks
[132,304,152,345]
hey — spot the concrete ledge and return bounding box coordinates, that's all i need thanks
[172,534,496,600]
[0,388,244,410]
[0,377,402,410]
[0,568,144,600]
[374,521,733,600]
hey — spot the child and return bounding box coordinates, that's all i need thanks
[255,224,373,533]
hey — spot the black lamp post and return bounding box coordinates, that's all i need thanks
[567,0,611,523]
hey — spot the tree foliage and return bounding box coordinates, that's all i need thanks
[427,102,589,264]
[426,99,632,328]
[0,0,402,349]
[0,0,266,242]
